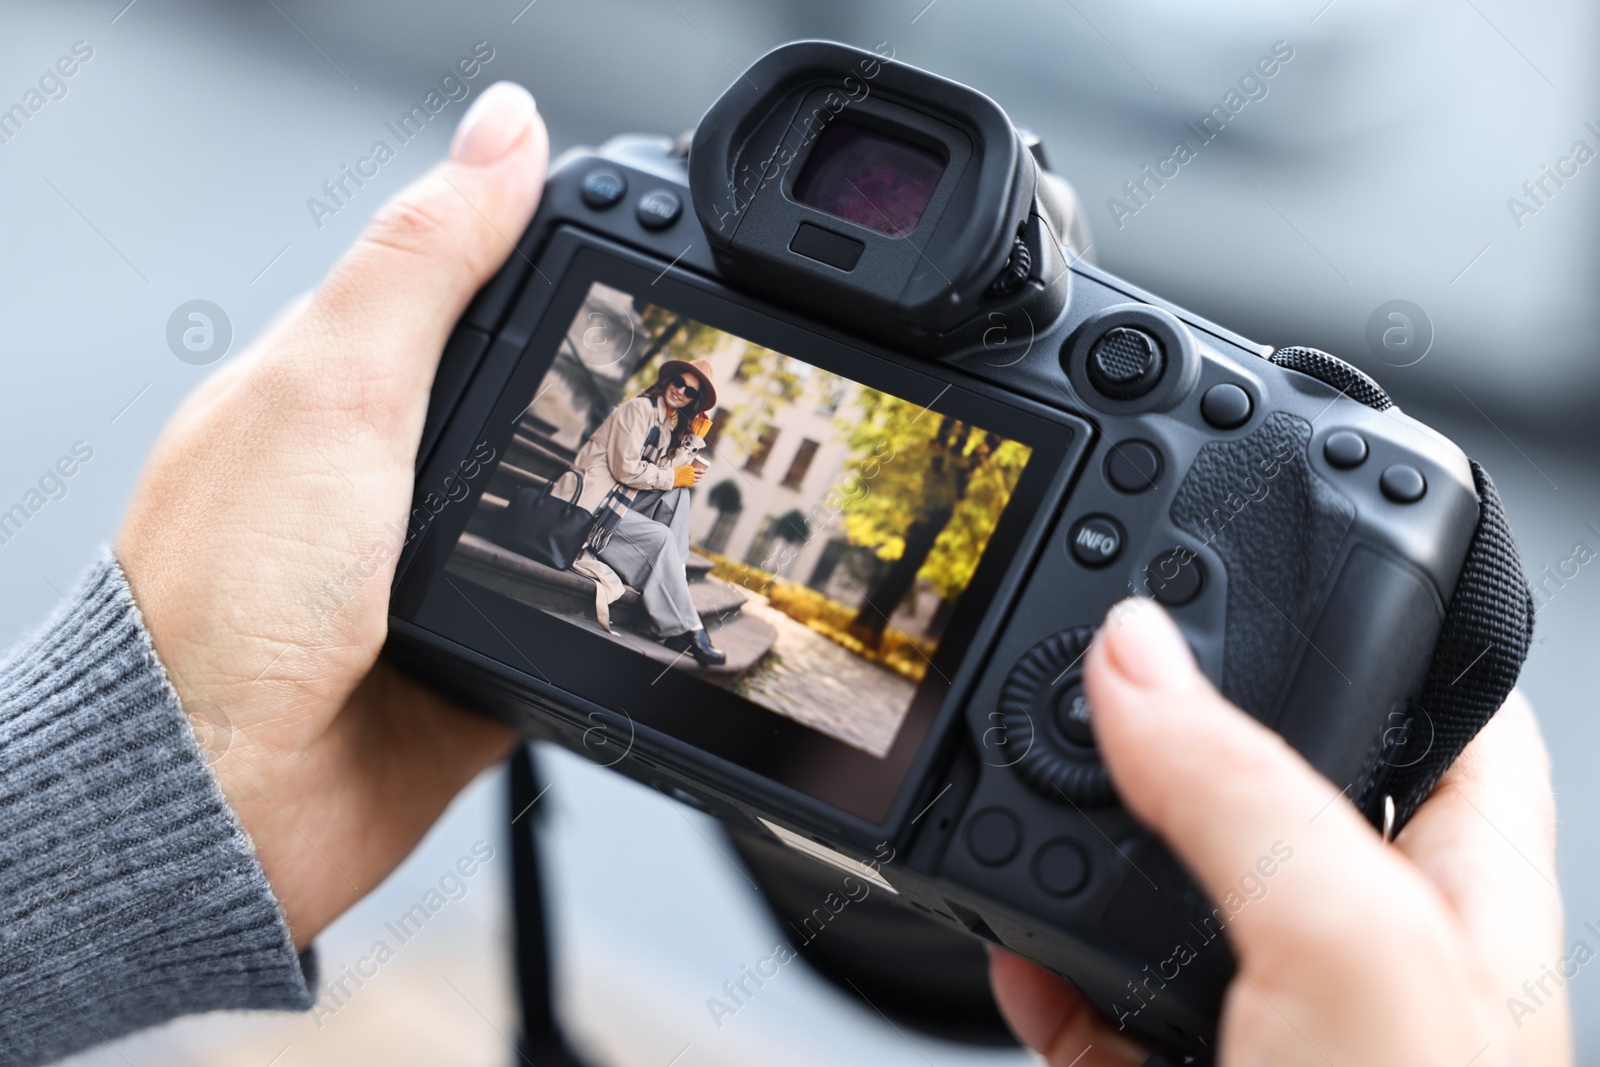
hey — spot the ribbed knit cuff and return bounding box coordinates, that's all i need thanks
[0,550,312,1067]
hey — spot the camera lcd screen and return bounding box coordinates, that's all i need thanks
[792,121,946,237]
[401,245,1072,823]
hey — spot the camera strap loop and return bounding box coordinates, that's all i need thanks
[1366,460,1535,831]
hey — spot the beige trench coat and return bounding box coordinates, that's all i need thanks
[557,395,704,515]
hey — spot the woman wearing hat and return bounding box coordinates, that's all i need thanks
[563,357,727,666]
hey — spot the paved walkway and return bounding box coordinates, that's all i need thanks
[734,597,917,758]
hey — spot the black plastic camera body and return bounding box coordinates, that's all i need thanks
[388,41,1496,1055]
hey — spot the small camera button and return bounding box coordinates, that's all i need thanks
[1105,440,1162,493]
[966,808,1022,867]
[1033,839,1090,897]
[1067,515,1124,568]
[636,189,682,230]
[580,167,627,209]
[1323,430,1369,469]
[1052,682,1095,750]
[1201,383,1252,429]
[1145,549,1204,607]
[1380,464,1427,504]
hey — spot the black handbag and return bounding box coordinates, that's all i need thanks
[502,470,592,570]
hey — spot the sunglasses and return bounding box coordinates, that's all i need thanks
[668,375,701,402]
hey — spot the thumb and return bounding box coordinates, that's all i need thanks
[1084,598,1408,957]
[286,80,548,427]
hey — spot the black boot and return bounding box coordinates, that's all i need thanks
[662,628,727,667]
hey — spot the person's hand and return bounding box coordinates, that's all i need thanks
[672,464,704,487]
[116,82,548,949]
[989,599,1570,1066]
[690,413,713,438]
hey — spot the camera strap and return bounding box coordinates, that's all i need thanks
[1362,460,1535,830]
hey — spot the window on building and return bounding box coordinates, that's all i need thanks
[744,424,779,476]
[781,438,820,489]
[744,516,777,570]
[816,376,848,416]
[704,509,739,554]
[807,538,850,591]
[703,408,731,450]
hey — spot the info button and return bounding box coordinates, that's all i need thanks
[1067,515,1124,568]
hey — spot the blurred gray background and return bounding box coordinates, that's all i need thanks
[1,0,1596,1062]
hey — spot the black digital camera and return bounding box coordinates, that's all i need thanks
[388,41,1531,1056]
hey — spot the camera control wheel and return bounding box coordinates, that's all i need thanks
[1269,346,1392,411]
[997,628,1114,806]
[984,233,1033,298]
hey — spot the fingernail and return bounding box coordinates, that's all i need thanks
[451,81,537,166]
[1099,598,1197,690]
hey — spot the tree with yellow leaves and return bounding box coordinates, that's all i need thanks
[835,390,1030,644]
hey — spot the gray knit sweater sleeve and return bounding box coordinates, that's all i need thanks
[0,550,313,1066]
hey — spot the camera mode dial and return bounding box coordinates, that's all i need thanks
[997,627,1114,806]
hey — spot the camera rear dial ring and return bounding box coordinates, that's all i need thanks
[996,627,1115,806]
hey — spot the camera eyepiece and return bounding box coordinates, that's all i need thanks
[688,40,1037,347]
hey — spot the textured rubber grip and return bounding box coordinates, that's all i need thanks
[1169,412,1356,721]
[1370,460,1534,828]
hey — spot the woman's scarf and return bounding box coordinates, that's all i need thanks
[585,400,668,553]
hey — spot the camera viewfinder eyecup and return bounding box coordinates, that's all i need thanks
[688,40,1036,347]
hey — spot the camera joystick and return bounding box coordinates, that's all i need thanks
[997,627,1114,805]
[1087,327,1164,400]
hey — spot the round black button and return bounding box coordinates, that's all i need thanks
[1201,383,1252,429]
[1067,515,1124,568]
[580,168,627,208]
[1146,549,1204,606]
[966,808,1022,866]
[636,189,682,230]
[1087,327,1165,400]
[1105,440,1162,493]
[1033,839,1090,897]
[1324,430,1368,469]
[1052,683,1095,749]
[1380,464,1427,503]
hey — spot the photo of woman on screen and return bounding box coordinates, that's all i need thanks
[560,358,726,666]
